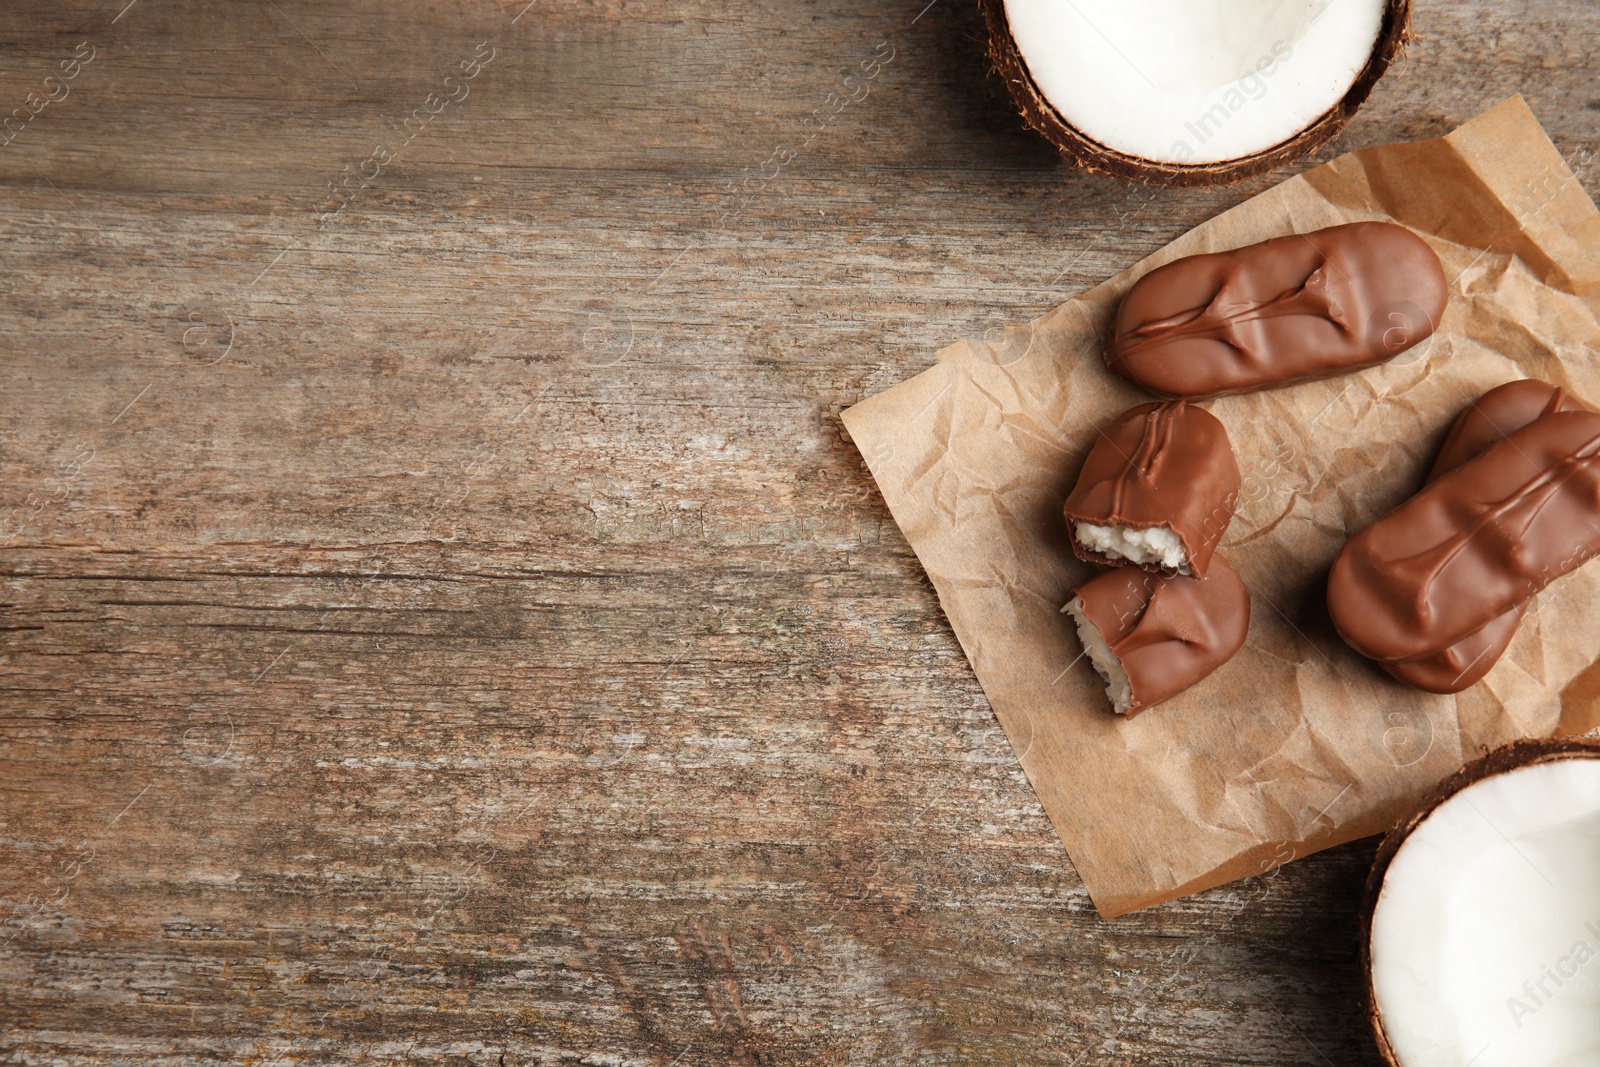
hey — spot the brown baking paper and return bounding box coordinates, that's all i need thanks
[842,97,1600,917]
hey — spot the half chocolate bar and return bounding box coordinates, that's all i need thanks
[1065,556,1250,717]
[1063,400,1240,578]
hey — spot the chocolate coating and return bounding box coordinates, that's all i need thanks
[1107,222,1448,400]
[1329,410,1600,663]
[1072,556,1250,717]
[1427,378,1587,480]
[1387,380,1588,692]
[1380,629,1506,694]
[1062,401,1241,578]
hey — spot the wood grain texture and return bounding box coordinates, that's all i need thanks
[0,1,1595,1063]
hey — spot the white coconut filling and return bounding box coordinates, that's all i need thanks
[1003,0,1388,164]
[1064,595,1133,715]
[1370,759,1600,1067]
[1075,521,1189,573]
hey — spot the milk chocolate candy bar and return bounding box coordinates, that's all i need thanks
[1065,556,1250,717]
[1062,400,1240,578]
[1387,380,1587,693]
[1328,409,1600,663]
[1107,222,1448,400]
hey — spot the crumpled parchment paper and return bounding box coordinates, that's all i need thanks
[842,96,1600,917]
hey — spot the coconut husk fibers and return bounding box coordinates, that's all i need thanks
[980,0,1414,186]
[1359,738,1600,1065]
[841,97,1600,917]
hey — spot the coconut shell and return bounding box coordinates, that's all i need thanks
[1360,737,1600,1066]
[980,0,1415,187]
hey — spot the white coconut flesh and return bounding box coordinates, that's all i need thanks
[1063,596,1133,714]
[1370,758,1600,1067]
[1075,521,1188,573]
[1002,0,1388,164]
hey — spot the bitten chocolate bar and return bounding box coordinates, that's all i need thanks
[1065,557,1250,717]
[1329,409,1600,664]
[1107,222,1448,400]
[1387,379,1587,693]
[1062,400,1240,578]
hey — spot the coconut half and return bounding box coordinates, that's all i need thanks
[1363,739,1600,1067]
[983,0,1413,185]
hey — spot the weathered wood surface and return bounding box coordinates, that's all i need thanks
[0,1,1594,1063]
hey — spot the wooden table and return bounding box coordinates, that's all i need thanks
[2,2,1594,1063]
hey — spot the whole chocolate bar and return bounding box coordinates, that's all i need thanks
[1065,556,1250,717]
[1107,222,1448,400]
[1062,400,1240,578]
[1387,380,1588,693]
[1328,409,1600,663]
